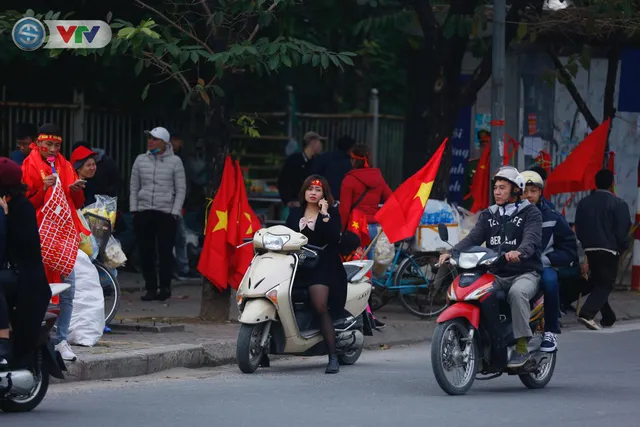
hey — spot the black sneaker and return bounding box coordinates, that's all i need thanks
[141,292,157,301]
[540,332,558,353]
[507,352,531,368]
[374,319,386,330]
[325,355,339,374]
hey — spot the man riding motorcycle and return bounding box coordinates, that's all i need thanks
[521,170,578,352]
[439,166,543,368]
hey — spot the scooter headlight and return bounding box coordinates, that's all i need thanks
[263,233,290,251]
[458,252,483,269]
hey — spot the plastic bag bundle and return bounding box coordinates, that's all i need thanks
[68,250,105,346]
[104,236,127,269]
[83,195,118,229]
[82,195,118,255]
[373,232,395,277]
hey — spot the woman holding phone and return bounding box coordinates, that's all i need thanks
[70,146,98,206]
[285,175,347,374]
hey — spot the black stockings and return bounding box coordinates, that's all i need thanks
[309,285,336,355]
[0,293,8,330]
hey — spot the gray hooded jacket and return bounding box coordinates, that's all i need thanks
[129,144,186,216]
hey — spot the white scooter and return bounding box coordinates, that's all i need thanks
[235,225,375,373]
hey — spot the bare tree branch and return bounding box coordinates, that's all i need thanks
[458,0,539,107]
[247,0,279,42]
[603,44,620,152]
[143,51,191,94]
[546,44,600,131]
[134,0,215,54]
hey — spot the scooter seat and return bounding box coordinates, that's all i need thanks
[344,264,361,282]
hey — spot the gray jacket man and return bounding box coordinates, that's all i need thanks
[130,127,186,301]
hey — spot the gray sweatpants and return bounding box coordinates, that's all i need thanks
[494,272,540,340]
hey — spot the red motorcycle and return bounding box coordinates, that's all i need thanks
[431,223,556,396]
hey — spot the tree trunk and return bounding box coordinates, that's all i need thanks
[198,85,235,321]
[603,44,620,155]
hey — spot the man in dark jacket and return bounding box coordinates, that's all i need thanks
[575,169,631,330]
[311,135,355,201]
[522,170,578,352]
[277,131,323,207]
[439,166,542,368]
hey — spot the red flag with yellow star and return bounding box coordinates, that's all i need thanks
[375,139,448,243]
[227,160,262,289]
[197,156,236,291]
[347,208,370,249]
[464,142,490,213]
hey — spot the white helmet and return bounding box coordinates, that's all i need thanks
[493,166,525,194]
[521,170,544,189]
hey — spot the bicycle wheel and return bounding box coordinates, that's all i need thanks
[94,261,121,324]
[394,253,451,318]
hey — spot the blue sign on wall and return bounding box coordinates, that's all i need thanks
[448,77,472,205]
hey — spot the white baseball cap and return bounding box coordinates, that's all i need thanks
[145,127,170,143]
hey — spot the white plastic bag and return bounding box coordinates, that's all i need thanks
[68,250,105,347]
[372,231,395,276]
[103,236,127,269]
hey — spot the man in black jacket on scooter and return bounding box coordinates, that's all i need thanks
[439,166,543,368]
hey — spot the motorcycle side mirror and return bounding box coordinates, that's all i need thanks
[504,221,517,241]
[438,223,449,242]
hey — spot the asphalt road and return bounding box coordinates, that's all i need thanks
[4,322,640,427]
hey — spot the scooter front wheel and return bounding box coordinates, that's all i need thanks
[0,349,50,412]
[431,319,478,396]
[236,323,269,374]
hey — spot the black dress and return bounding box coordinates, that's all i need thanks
[286,206,348,313]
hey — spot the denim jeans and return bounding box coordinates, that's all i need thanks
[366,224,380,260]
[541,267,561,334]
[56,271,76,343]
[174,216,189,274]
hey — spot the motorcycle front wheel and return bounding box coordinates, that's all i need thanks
[431,318,478,396]
[0,350,50,413]
[236,323,269,374]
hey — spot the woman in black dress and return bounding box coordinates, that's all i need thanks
[286,175,347,374]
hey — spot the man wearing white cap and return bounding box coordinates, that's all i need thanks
[130,127,187,301]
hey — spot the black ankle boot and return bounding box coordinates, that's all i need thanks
[141,291,157,301]
[155,290,172,301]
[0,338,11,367]
[260,354,271,368]
[325,355,339,374]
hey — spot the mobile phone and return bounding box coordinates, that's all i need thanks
[73,179,87,185]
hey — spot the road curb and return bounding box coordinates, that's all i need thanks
[59,321,433,383]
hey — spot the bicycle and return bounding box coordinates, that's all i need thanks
[367,235,454,318]
[83,212,121,325]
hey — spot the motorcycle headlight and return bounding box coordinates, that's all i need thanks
[262,233,290,251]
[459,252,482,269]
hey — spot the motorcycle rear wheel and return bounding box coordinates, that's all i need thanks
[0,351,49,413]
[431,319,478,396]
[519,352,556,389]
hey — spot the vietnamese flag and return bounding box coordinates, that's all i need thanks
[198,156,236,291]
[464,142,490,213]
[227,160,262,289]
[544,118,611,197]
[347,208,370,249]
[375,139,448,243]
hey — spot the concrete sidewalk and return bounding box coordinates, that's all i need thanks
[61,278,640,383]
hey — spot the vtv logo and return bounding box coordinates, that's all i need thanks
[44,20,111,49]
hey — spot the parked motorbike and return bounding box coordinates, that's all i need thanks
[431,223,556,396]
[0,283,69,412]
[235,225,375,373]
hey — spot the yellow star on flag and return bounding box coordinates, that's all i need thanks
[414,181,433,208]
[351,220,360,230]
[212,210,228,233]
[244,212,253,234]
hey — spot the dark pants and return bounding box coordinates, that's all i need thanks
[134,210,178,294]
[579,251,618,322]
[541,267,561,334]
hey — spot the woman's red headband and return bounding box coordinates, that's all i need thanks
[37,134,63,143]
[310,179,323,187]
[350,153,369,168]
